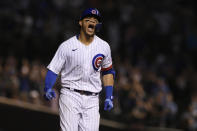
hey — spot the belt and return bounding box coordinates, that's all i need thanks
[65,87,99,96]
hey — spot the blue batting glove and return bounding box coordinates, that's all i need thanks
[104,86,114,111]
[104,98,113,111]
[44,88,56,101]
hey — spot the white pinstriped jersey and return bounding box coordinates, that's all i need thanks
[47,35,112,93]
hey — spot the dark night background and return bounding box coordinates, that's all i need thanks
[0,0,197,131]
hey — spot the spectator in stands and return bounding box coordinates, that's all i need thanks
[181,94,197,131]
[3,56,19,99]
[164,93,178,127]
[19,58,31,101]
[28,60,44,105]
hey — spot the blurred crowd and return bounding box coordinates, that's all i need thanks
[1,0,197,130]
[0,56,59,111]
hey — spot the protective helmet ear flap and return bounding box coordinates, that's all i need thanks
[95,23,102,32]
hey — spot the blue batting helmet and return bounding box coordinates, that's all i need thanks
[80,8,101,22]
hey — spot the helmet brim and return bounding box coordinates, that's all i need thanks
[80,14,101,22]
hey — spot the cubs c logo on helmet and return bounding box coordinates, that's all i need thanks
[92,54,104,71]
[91,10,97,15]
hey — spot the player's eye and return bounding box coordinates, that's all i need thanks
[85,19,90,22]
[84,16,98,24]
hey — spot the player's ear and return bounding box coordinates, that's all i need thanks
[79,20,82,27]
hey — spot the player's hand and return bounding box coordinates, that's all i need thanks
[44,88,56,101]
[104,98,113,111]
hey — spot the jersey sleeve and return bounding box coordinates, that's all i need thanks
[101,44,113,71]
[47,43,66,74]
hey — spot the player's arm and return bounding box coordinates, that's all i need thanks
[102,74,114,86]
[102,69,115,99]
[44,43,66,100]
[44,70,58,100]
[102,68,115,111]
[101,43,115,111]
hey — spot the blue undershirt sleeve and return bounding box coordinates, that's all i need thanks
[44,70,58,92]
[101,68,115,80]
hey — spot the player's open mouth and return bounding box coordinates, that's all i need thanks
[88,24,95,32]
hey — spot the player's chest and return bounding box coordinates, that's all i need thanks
[66,46,105,66]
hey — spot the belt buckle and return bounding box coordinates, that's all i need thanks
[80,90,85,95]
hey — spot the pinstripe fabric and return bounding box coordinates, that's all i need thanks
[47,35,112,93]
[48,35,112,131]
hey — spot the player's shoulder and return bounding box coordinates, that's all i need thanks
[59,36,77,48]
[95,35,110,48]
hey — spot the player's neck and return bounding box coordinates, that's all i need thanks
[78,32,94,45]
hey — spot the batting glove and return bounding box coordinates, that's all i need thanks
[104,98,113,111]
[44,88,56,101]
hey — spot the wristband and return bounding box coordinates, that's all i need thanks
[104,86,113,99]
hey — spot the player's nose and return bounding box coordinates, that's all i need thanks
[88,18,97,24]
[89,21,96,25]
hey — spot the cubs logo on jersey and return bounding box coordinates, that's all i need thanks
[92,54,104,71]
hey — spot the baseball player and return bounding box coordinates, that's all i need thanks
[44,8,115,131]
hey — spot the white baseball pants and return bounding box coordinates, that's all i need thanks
[59,89,100,131]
